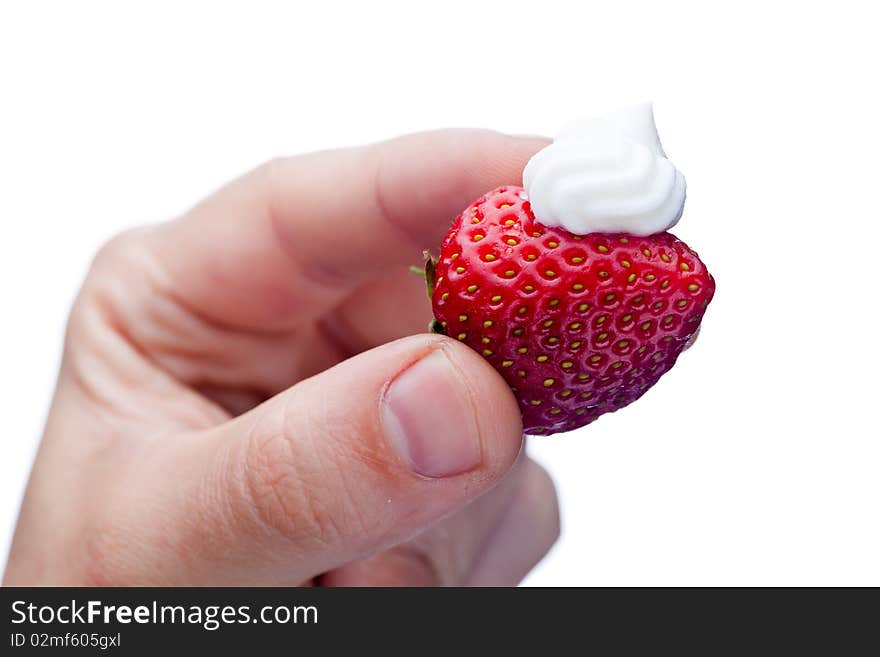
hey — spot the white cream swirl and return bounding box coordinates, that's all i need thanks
[522,103,686,236]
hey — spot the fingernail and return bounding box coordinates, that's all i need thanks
[382,349,482,478]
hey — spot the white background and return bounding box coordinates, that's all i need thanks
[2,1,878,586]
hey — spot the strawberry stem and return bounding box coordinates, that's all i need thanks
[422,250,438,299]
[412,253,443,334]
[410,251,439,300]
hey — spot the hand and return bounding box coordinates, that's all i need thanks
[4,130,560,586]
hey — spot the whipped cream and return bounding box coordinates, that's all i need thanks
[522,103,686,236]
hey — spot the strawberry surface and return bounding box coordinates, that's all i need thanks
[430,186,715,435]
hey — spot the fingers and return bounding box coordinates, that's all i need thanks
[465,458,560,586]
[319,454,560,586]
[320,265,435,355]
[148,130,548,330]
[134,334,524,584]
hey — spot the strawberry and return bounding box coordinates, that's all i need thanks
[429,185,715,435]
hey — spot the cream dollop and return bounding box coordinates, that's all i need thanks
[522,103,686,236]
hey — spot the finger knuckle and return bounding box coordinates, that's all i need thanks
[62,227,161,396]
[72,227,152,319]
[88,227,151,280]
[236,404,360,550]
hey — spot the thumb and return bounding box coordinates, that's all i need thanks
[153,335,524,585]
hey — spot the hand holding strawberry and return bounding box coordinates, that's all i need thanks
[5,130,560,586]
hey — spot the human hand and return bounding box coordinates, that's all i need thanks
[4,130,559,586]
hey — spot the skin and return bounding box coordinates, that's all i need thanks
[3,130,560,586]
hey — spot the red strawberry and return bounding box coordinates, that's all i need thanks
[429,185,715,435]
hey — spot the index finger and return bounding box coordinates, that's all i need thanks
[147,130,548,330]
